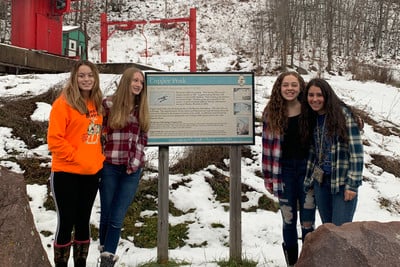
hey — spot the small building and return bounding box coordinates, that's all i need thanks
[62,26,88,60]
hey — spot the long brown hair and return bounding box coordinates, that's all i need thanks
[62,60,103,115]
[301,78,359,143]
[108,67,150,132]
[262,71,305,135]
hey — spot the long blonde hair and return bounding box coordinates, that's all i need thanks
[108,67,150,132]
[62,60,103,115]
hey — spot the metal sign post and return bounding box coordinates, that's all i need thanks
[229,145,242,261]
[157,146,169,264]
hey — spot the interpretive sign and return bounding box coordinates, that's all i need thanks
[146,72,254,146]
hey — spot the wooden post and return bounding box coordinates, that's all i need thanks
[229,145,242,262]
[157,146,169,263]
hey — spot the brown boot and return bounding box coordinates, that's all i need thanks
[54,241,72,267]
[73,239,90,267]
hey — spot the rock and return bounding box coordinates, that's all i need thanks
[0,168,51,267]
[297,221,400,267]
[296,66,308,75]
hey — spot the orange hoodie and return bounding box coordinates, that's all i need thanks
[47,95,105,175]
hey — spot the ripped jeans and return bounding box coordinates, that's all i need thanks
[279,159,316,248]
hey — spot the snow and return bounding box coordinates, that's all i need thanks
[2,68,400,267]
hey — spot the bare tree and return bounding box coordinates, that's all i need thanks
[288,0,303,68]
[0,0,11,43]
[275,0,290,68]
[325,0,334,71]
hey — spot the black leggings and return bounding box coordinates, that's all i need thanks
[51,171,100,245]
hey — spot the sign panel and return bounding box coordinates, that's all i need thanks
[146,72,254,146]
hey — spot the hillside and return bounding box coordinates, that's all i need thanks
[83,0,259,71]
[61,0,400,80]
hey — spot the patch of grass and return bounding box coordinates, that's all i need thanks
[16,157,51,185]
[170,177,192,190]
[211,222,225,228]
[43,194,55,211]
[258,195,280,212]
[205,169,278,213]
[170,146,255,175]
[129,216,158,248]
[121,177,192,249]
[205,169,230,203]
[240,146,254,160]
[90,224,99,241]
[125,215,190,249]
[15,156,54,211]
[40,230,53,237]
[168,223,190,248]
[217,258,258,267]
[170,146,231,174]
[254,169,263,178]
[189,240,208,248]
[378,197,400,214]
[378,197,391,208]
[137,258,191,267]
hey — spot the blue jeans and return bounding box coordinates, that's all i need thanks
[99,162,141,254]
[314,175,358,226]
[279,159,316,248]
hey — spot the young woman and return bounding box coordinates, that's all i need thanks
[48,60,104,267]
[99,67,150,267]
[262,71,316,267]
[301,78,363,226]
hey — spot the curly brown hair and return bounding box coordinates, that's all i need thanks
[262,71,306,135]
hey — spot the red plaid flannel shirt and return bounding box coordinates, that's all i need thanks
[262,118,283,197]
[102,97,148,173]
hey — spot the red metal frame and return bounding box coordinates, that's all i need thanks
[100,8,197,71]
[175,23,190,56]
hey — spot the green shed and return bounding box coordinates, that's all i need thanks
[62,26,88,60]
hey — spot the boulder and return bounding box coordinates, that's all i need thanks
[0,167,51,267]
[296,66,308,75]
[297,221,400,267]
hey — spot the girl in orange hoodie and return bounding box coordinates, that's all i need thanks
[47,60,104,267]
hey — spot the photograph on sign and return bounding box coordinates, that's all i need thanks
[146,72,254,146]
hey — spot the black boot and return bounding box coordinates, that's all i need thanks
[54,241,72,267]
[73,240,90,267]
[282,242,298,267]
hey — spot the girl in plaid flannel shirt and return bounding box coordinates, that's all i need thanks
[99,67,150,267]
[262,71,316,266]
[301,78,363,226]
